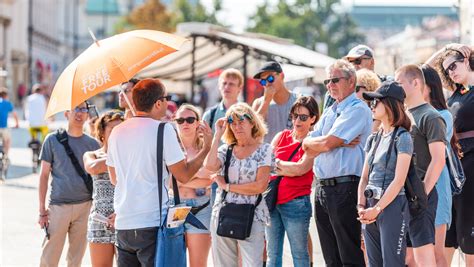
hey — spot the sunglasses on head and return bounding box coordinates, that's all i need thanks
[370,99,380,109]
[349,57,371,65]
[259,75,275,86]
[355,85,367,93]
[323,77,347,86]
[175,117,197,124]
[74,107,89,113]
[291,114,310,122]
[227,114,252,124]
[444,59,464,76]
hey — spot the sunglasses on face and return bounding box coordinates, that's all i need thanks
[323,77,347,86]
[159,95,172,101]
[74,107,89,113]
[227,114,252,124]
[444,59,464,76]
[370,99,380,109]
[355,85,367,93]
[291,114,310,122]
[349,57,371,65]
[175,117,197,124]
[259,75,275,86]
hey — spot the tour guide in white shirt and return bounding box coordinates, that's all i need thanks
[106,78,212,266]
[284,60,372,267]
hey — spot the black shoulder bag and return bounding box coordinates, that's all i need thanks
[217,145,262,240]
[263,142,302,212]
[208,106,218,130]
[55,129,93,194]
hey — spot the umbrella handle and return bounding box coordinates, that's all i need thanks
[121,88,136,116]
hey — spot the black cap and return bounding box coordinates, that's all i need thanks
[253,61,283,79]
[362,81,406,102]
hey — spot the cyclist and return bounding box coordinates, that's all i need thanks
[0,87,19,158]
[25,84,48,143]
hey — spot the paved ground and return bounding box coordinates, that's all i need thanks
[0,115,467,266]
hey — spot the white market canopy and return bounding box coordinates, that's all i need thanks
[138,23,335,99]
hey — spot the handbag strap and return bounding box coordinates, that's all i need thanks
[55,128,93,194]
[368,127,399,191]
[275,142,303,181]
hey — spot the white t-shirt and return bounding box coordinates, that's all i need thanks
[106,118,185,230]
[25,93,47,127]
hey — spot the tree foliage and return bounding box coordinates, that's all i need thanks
[248,0,365,58]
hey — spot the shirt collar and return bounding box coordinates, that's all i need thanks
[331,92,357,114]
[219,101,226,111]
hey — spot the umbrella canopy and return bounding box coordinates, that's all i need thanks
[45,30,187,118]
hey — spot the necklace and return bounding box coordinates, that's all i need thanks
[459,85,472,95]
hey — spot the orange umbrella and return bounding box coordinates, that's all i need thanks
[45,30,187,118]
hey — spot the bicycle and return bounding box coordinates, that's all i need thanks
[28,127,45,173]
[0,139,9,181]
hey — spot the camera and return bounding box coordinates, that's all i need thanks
[364,185,383,200]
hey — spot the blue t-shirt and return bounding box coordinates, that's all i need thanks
[0,99,13,128]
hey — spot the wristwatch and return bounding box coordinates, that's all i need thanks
[226,183,230,192]
[374,205,382,213]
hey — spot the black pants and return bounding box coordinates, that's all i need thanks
[116,227,159,267]
[315,181,365,267]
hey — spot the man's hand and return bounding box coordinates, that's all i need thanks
[263,85,276,103]
[38,211,49,229]
[342,136,361,148]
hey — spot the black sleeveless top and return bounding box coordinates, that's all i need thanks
[447,85,474,153]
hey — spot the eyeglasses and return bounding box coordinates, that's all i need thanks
[370,99,380,109]
[227,114,252,124]
[291,114,310,122]
[355,85,367,93]
[444,59,464,76]
[259,75,275,86]
[323,77,347,86]
[74,107,89,113]
[349,57,372,65]
[159,95,172,101]
[175,117,197,124]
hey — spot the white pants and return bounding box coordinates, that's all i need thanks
[210,215,265,267]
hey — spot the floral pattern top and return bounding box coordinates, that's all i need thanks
[213,143,274,224]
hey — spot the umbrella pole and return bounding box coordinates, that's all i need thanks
[121,88,136,116]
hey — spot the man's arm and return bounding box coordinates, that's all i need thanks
[168,147,210,184]
[108,166,117,185]
[11,111,19,128]
[252,97,269,120]
[424,141,446,194]
[303,135,345,154]
[38,161,51,228]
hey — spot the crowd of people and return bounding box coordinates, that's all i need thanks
[33,42,474,267]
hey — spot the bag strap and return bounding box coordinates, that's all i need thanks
[221,144,234,201]
[172,176,181,205]
[382,127,400,190]
[55,129,93,194]
[275,142,303,181]
[368,130,383,176]
[157,122,166,226]
[209,106,218,130]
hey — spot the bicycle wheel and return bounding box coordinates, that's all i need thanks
[32,150,39,173]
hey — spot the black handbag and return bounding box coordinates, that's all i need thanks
[263,142,302,212]
[217,145,262,240]
[446,144,466,195]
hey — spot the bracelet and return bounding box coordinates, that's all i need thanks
[39,214,48,217]
[226,183,230,192]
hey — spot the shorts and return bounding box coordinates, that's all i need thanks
[0,128,11,141]
[435,168,452,227]
[407,188,438,248]
[445,152,474,254]
[170,195,211,234]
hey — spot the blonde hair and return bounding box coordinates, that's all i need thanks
[222,103,267,145]
[356,69,381,92]
[176,104,203,149]
[218,68,244,87]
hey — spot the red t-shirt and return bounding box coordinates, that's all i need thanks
[272,129,313,204]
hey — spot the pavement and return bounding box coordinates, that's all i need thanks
[0,115,467,266]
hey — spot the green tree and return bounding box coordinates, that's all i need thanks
[248,0,364,58]
[171,0,223,27]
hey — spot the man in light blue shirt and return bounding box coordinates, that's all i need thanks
[303,59,372,267]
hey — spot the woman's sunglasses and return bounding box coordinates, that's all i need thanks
[175,117,197,124]
[227,114,252,124]
[444,59,464,76]
[370,99,380,109]
[259,75,275,86]
[349,57,372,65]
[291,114,310,122]
[355,85,367,93]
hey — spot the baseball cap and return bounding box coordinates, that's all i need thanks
[345,45,374,59]
[362,81,406,102]
[253,61,283,79]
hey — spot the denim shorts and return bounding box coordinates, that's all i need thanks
[170,195,211,234]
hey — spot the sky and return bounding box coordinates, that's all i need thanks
[201,0,457,32]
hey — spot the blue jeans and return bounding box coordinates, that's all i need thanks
[265,195,312,267]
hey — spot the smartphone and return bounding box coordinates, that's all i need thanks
[43,226,50,240]
[88,104,99,119]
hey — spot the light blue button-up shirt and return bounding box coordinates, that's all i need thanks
[311,93,373,179]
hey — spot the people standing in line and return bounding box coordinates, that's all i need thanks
[38,102,100,267]
[420,64,453,267]
[252,61,299,143]
[268,96,319,267]
[204,103,272,267]
[395,65,447,266]
[106,78,212,266]
[202,68,244,206]
[25,84,48,142]
[118,78,140,120]
[358,81,412,266]
[0,88,19,159]
[427,43,474,266]
[173,104,213,267]
[303,59,373,266]
[83,111,124,267]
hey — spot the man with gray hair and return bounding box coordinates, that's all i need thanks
[303,60,372,266]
